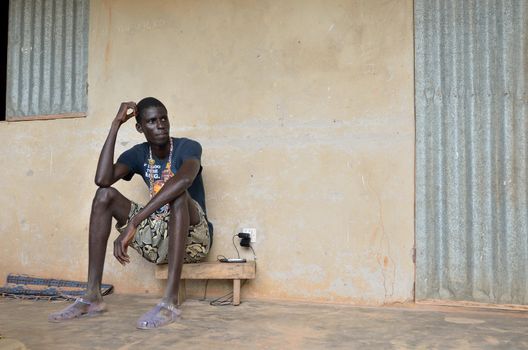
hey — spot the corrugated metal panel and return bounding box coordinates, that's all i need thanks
[415,0,528,305]
[6,0,89,119]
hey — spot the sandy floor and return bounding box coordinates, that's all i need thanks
[1,294,527,349]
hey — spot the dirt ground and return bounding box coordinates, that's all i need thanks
[1,294,527,349]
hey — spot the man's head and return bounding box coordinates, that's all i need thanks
[135,97,170,146]
[135,97,166,124]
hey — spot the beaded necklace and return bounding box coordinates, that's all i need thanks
[148,137,173,199]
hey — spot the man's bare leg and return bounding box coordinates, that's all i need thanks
[49,187,131,321]
[136,192,199,329]
[164,192,200,304]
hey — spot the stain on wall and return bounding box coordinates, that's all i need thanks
[0,0,414,304]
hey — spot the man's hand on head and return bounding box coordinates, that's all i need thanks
[113,101,137,127]
[113,222,137,265]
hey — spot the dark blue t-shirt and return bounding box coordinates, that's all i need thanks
[117,137,212,234]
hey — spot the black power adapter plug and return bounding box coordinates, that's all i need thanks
[237,232,251,247]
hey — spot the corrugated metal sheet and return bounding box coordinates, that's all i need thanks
[6,0,89,119]
[415,0,528,305]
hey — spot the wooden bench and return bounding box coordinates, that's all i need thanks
[155,261,256,306]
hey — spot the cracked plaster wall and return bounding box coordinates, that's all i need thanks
[0,0,414,304]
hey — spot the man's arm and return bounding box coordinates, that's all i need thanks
[131,158,201,225]
[113,158,200,265]
[94,102,137,187]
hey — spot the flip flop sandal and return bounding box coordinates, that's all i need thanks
[48,298,107,322]
[136,301,181,330]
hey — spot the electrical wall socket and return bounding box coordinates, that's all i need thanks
[242,228,257,243]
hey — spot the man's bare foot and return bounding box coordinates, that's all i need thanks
[48,298,107,322]
[136,301,181,329]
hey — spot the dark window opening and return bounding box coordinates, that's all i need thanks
[0,1,8,121]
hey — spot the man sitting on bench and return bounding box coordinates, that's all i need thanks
[49,97,213,329]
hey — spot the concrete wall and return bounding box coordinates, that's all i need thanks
[0,0,414,304]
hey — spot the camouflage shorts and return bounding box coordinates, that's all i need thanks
[116,199,211,264]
